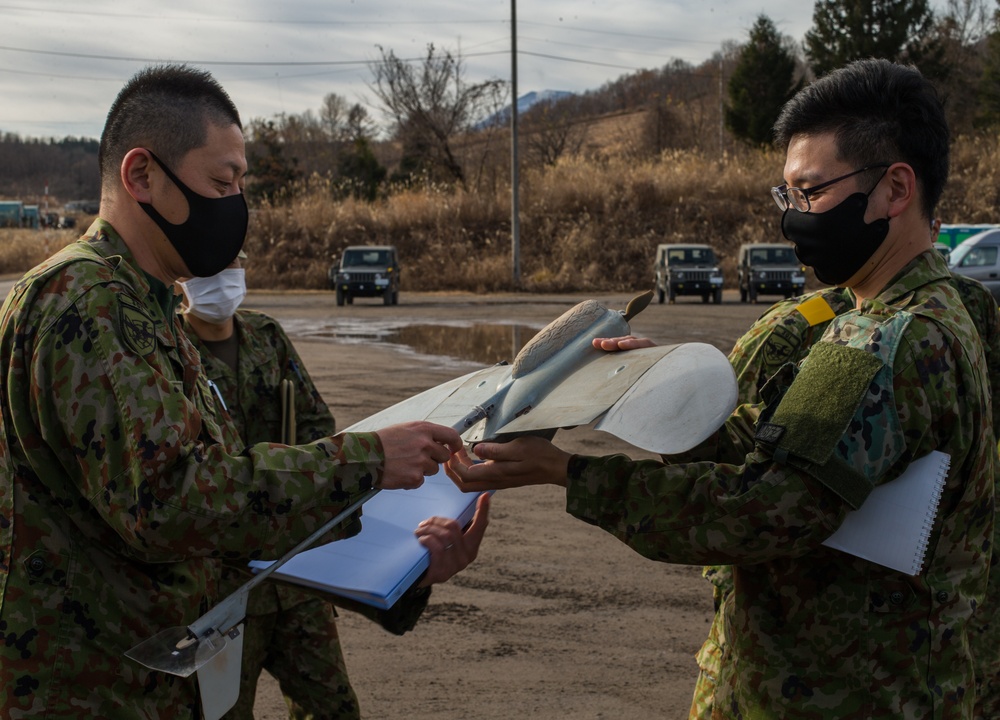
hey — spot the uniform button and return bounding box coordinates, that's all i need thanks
[889,591,904,605]
[936,591,949,603]
[28,557,46,574]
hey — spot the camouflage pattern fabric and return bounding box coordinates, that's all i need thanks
[687,274,1000,720]
[0,219,386,717]
[566,250,995,718]
[185,309,433,719]
[184,310,361,719]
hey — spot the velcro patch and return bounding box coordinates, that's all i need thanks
[795,295,837,326]
[118,294,156,357]
[770,341,882,467]
[755,422,785,445]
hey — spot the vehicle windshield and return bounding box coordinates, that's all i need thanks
[666,247,715,265]
[342,249,392,267]
[949,231,1000,267]
[749,247,796,265]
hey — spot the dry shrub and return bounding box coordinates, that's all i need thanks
[0,229,79,275]
[1,136,994,291]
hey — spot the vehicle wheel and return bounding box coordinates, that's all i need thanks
[701,293,710,304]
[336,289,345,307]
[749,286,757,304]
[713,288,723,304]
[347,296,353,305]
[383,287,393,306]
[391,290,399,305]
[658,287,665,304]
[668,287,676,304]
[740,286,747,303]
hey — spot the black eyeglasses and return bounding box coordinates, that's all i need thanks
[771,164,892,212]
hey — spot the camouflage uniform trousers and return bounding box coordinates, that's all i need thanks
[223,583,360,720]
[688,590,725,719]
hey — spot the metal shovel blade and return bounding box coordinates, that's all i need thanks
[124,625,229,678]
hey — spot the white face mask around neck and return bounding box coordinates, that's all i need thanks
[179,268,247,324]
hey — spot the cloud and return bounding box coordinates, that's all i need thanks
[0,0,816,140]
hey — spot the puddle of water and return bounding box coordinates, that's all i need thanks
[280,318,539,367]
[392,324,535,365]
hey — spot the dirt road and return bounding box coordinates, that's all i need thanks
[243,289,768,719]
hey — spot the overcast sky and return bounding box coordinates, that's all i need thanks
[0,1,821,141]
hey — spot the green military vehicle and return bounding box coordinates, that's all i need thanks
[329,245,400,306]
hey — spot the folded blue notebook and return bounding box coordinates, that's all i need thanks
[249,467,481,609]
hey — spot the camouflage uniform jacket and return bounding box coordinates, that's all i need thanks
[567,250,995,718]
[0,220,386,718]
[182,309,356,617]
[183,310,431,634]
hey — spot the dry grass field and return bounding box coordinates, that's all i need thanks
[1,129,997,294]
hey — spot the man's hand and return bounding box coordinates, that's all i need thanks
[414,492,491,587]
[445,436,572,492]
[592,335,657,351]
[374,421,463,490]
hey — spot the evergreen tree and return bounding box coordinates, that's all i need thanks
[336,138,387,201]
[725,15,803,146]
[980,8,1000,127]
[805,0,939,77]
[245,119,299,204]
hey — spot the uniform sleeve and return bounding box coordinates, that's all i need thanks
[566,312,982,568]
[28,294,382,565]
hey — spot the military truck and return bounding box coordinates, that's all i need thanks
[653,243,724,304]
[736,243,806,303]
[329,245,400,306]
[0,201,24,228]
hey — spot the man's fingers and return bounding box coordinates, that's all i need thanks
[463,493,491,550]
[427,423,464,455]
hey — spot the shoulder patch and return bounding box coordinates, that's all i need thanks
[761,323,801,370]
[795,295,837,326]
[118,294,156,356]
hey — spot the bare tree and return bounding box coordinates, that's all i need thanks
[319,93,350,142]
[368,43,506,188]
[522,100,589,167]
[930,0,994,132]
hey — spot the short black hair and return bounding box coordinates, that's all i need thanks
[772,58,948,220]
[99,64,242,190]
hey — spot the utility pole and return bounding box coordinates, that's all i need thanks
[511,0,521,286]
[718,56,724,159]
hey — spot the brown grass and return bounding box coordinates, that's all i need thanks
[0,228,80,276]
[243,145,788,292]
[0,133,996,292]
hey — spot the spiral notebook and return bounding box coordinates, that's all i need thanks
[821,451,949,575]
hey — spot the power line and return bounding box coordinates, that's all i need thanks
[0,43,508,67]
[518,34,704,63]
[0,4,507,27]
[518,19,725,46]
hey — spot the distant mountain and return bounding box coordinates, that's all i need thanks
[478,90,575,128]
[516,90,574,114]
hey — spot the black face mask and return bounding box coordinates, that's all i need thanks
[138,150,248,277]
[781,191,890,286]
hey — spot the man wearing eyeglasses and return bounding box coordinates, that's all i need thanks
[447,58,994,719]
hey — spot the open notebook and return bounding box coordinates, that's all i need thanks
[249,467,482,609]
[821,450,950,575]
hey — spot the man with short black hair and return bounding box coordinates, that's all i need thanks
[449,59,994,719]
[0,64,461,716]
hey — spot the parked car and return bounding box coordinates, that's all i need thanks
[653,243,724,304]
[948,228,1000,302]
[736,242,806,302]
[329,245,400,306]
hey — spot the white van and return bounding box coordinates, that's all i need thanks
[948,229,1000,302]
